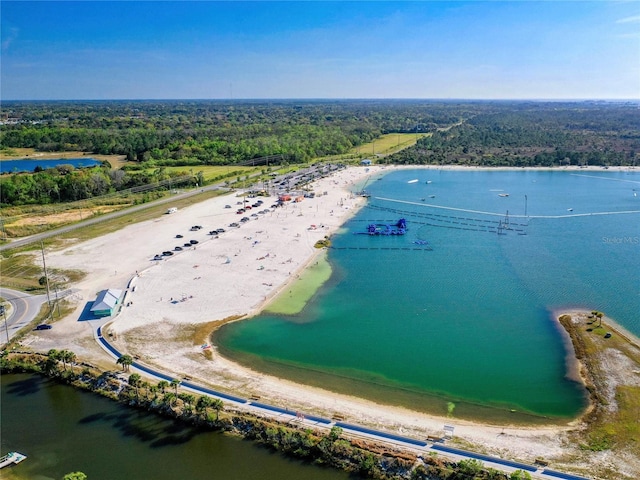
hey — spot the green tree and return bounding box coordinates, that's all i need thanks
[458,458,483,476]
[170,378,181,393]
[510,470,532,480]
[116,354,133,371]
[60,350,76,371]
[211,398,224,420]
[162,392,177,409]
[196,395,214,420]
[157,380,169,393]
[179,393,196,413]
[62,472,87,480]
[128,373,142,400]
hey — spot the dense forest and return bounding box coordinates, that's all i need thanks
[390,102,640,167]
[1,100,639,207]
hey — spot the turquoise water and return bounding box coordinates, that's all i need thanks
[0,157,101,173]
[215,169,640,421]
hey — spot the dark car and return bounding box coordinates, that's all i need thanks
[189,239,199,245]
[229,222,240,228]
[216,228,226,234]
[240,217,250,223]
[176,234,184,238]
[153,254,164,260]
[184,243,192,247]
[224,204,232,209]
[174,246,183,251]
[35,324,52,330]
[162,251,174,256]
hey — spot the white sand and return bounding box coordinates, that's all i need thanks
[36,164,638,478]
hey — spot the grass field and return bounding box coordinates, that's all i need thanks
[349,133,428,157]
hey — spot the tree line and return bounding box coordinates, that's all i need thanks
[2,100,638,207]
[0,163,198,206]
[389,102,640,167]
[1,100,473,163]
[2,349,534,480]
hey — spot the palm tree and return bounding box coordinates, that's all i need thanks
[170,378,181,394]
[128,373,142,401]
[60,350,76,371]
[41,355,60,375]
[211,398,224,421]
[595,311,604,328]
[157,380,169,393]
[179,393,196,414]
[196,395,214,420]
[162,392,177,409]
[116,354,133,371]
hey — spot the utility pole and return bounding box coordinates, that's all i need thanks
[41,242,52,311]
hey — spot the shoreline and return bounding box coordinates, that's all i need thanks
[20,163,640,478]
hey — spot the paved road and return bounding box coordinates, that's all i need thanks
[0,287,49,345]
[0,185,221,253]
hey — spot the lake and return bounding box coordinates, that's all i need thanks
[0,158,102,173]
[0,373,348,480]
[215,169,640,423]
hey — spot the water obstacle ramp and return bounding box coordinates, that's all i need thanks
[354,218,407,235]
[361,204,528,236]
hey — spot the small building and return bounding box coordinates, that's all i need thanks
[90,289,123,317]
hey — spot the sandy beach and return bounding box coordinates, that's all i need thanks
[26,164,639,478]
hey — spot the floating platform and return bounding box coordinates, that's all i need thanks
[356,218,407,235]
[0,452,27,469]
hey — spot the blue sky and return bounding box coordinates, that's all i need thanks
[2,1,639,100]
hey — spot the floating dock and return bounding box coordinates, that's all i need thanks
[0,452,27,469]
[356,218,407,235]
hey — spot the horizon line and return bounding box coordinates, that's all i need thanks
[3,97,639,103]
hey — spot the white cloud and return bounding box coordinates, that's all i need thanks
[616,15,640,24]
[2,27,19,51]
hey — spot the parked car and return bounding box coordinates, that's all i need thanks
[35,324,52,330]
[240,217,250,223]
[184,243,192,247]
[224,204,232,209]
[176,234,184,238]
[216,228,226,233]
[162,251,173,256]
[189,239,199,245]
[174,246,183,251]
[154,254,164,260]
[229,222,240,228]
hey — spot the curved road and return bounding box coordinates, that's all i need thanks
[0,287,49,345]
